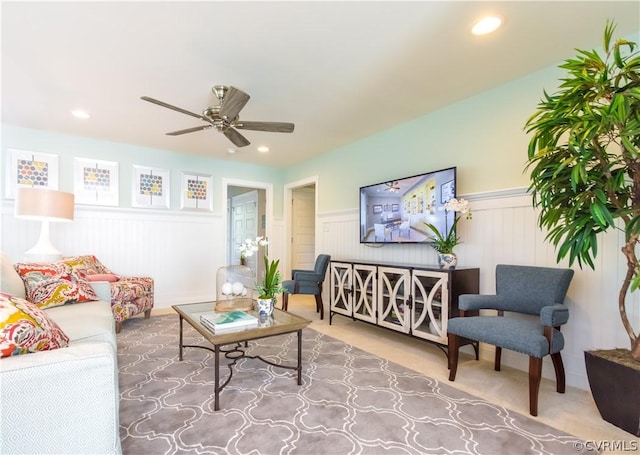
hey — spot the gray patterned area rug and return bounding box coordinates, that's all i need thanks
[117,314,590,455]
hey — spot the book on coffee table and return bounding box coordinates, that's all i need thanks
[200,310,258,334]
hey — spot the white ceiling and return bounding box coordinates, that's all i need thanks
[2,1,639,168]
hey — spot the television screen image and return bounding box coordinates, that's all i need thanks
[359,167,456,244]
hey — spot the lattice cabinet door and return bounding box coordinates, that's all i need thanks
[377,266,410,333]
[330,262,353,317]
[353,264,377,323]
[411,269,449,343]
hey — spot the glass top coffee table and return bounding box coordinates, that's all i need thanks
[172,301,311,411]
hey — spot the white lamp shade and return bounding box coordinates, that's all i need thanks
[15,187,74,222]
[15,187,75,262]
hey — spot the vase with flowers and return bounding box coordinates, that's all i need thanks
[236,236,283,316]
[424,198,472,269]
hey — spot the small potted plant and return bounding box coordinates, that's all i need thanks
[255,255,285,317]
[424,198,472,269]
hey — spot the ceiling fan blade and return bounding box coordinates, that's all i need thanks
[224,127,251,147]
[141,96,206,121]
[219,87,250,120]
[166,125,211,136]
[235,121,295,133]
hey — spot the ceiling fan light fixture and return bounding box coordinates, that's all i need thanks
[212,85,228,101]
[472,16,502,35]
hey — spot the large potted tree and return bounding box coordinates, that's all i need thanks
[525,21,639,435]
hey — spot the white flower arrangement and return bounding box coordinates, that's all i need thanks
[425,198,473,254]
[238,236,268,259]
[439,198,472,216]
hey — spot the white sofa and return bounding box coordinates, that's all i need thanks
[0,253,122,455]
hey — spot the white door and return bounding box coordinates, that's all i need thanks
[231,190,259,280]
[291,186,315,271]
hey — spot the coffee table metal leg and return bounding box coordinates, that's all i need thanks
[178,315,184,361]
[214,344,220,411]
[297,329,302,385]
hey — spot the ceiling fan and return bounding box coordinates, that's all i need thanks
[385,181,400,192]
[141,85,294,148]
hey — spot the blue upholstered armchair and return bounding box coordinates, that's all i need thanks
[447,264,574,416]
[282,254,331,320]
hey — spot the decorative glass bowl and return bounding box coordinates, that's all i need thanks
[215,264,255,311]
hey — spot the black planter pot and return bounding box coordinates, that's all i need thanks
[584,350,640,436]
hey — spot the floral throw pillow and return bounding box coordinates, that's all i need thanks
[62,255,111,275]
[14,262,99,309]
[0,292,70,358]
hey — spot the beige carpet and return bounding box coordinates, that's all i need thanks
[117,314,592,455]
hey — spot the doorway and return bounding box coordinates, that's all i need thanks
[230,189,260,272]
[285,177,318,275]
[224,179,271,284]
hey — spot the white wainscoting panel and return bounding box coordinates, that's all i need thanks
[2,203,225,307]
[317,190,639,390]
[3,189,638,390]
[2,202,289,309]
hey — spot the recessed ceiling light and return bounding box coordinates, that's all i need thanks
[71,109,91,119]
[472,16,502,35]
[227,148,236,154]
[257,146,269,153]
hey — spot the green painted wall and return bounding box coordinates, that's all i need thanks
[1,126,284,213]
[285,63,568,212]
[286,30,640,213]
[4,30,638,216]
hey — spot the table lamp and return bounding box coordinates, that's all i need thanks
[15,187,75,262]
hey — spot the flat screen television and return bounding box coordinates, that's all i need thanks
[359,167,457,244]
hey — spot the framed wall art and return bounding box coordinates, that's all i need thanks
[74,158,119,206]
[5,148,59,198]
[373,204,383,215]
[441,179,455,204]
[181,172,213,211]
[132,165,170,209]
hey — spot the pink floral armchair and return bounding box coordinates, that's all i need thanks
[63,255,154,333]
